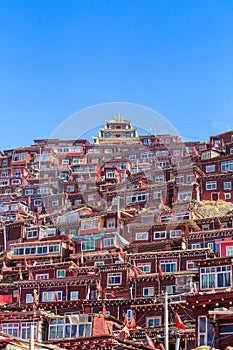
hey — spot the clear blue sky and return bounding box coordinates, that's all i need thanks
[0,0,233,150]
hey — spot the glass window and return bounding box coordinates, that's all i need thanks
[137,263,151,273]
[135,232,148,241]
[224,182,232,190]
[206,181,217,190]
[154,231,166,239]
[21,322,37,340]
[200,265,231,289]
[107,273,122,285]
[81,241,95,251]
[56,270,66,278]
[70,291,80,300]
[146,317,161,327]
[143,287,154,297]
[1,323,19,337]
[160,259,177,272]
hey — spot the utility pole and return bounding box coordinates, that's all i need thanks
[29,324,34,350]
[164,291,169,350]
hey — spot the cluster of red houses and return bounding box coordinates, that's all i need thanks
[0,116,233,349]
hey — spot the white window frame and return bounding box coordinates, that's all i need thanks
[224,182,232,190]
[103,237,115,247]
[226,246,233,256]
[81,241,95,251]
[160,259,177,272]
[170,230,182,238]
[36,274,49,280]
[206,181,217,190]
[56,270,66,278]
[206,165,215,173]
[70,291,80,300]
[143,286,154,297]
[135,232,148,241]
[107,273,122,286]
[146,316,161,327]
[137,263,151,273]
[154,231,166,239]
[42,291,62,302]
[191,243,202,249]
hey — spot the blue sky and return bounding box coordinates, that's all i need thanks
[0,0,233,150]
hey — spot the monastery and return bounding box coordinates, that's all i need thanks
[0,116,233,349]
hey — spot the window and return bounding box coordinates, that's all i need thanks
[155,175,165,182]
[37,246,47,255]
[200,265,231,289]
[198,316,207,346]
[49,244,60,253]
[175,213,190,220]
[107,273,122,286]
[36,274,49,280]
[170,230,182,238]
[13,247,24,256]
[14,170,21,176]
[26,228,38,239]
[0,179,9,186]
[153,189,162,199]
[137,263,151,273]
[186,174,194,183]
[160,259,177,272]
[25,189,34,195]
[186,261,197,270]
[56,270,66,278]
[107,219,115,228]
[52,200,59,207]
[146,317,161,327]
[106,171,115,179]
[221,160,233,172]
[81,241,95,251]
[126,193,147,204]
[202,225,210,231]
[191,243,202,249]
[1,171,8,177]
[21,322,37,340]
[225,193,231,200]
[70,291,80,300]
[206,182,217,190]
[48,315,92,340]
[42,291,62,302]
[154,231,166,239]
[176,175,184,184]
[67,185,74,192]
[1,323,19,337]
[224,182,232,190]
[135,232,148,241]
[12,179,21,185]
[26,293,34,303]
[206,242,214,250]
[87,194,97,201]
[226,246,233,256]
[157,161,169,168]
[34,199,42,206]
[103,237,115,247]
[95,261,105,267]
[12,153,26,162]
[81,218,98,230]
[23,245,35,255]
[206,165,215,173]
[143,287,154,297]
[178,192,192,201]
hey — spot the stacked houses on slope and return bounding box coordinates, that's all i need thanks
[0,116,233,349]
